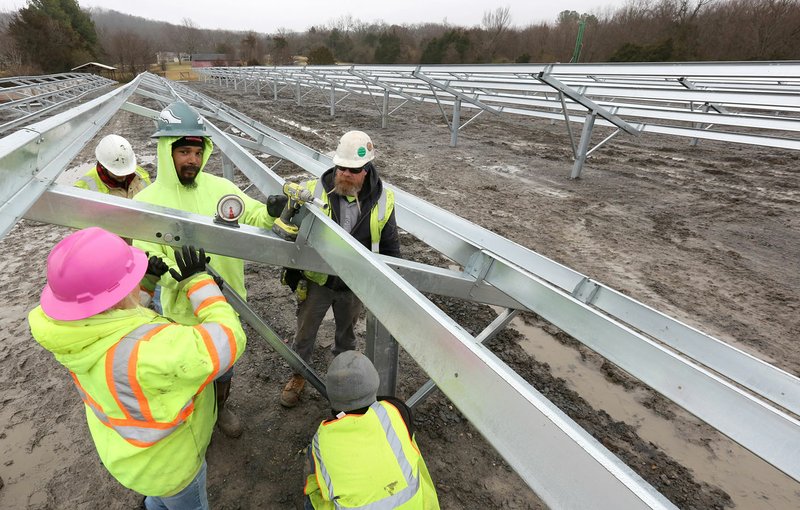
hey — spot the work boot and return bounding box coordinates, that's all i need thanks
[281,374,305,408]
[215,380,243,438]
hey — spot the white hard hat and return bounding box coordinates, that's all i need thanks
[95,134,137,177]
[332,130,375,168]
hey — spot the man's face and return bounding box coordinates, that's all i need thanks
[102,166,127,183]
[172,145,203,186]
[333,166,368,197]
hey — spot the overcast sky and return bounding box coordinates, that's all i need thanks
[0,1,630,33]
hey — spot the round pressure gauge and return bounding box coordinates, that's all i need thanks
[215,194,245,226]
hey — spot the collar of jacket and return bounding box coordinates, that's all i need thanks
[97,163,135,190]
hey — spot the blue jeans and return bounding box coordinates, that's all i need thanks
[153,285,163,315]
[144,460,208,510]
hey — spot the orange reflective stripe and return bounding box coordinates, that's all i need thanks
[194,325,220,391]
[196,295,227,313]
[220,323,237,371]
[186,278,214,297]
[72,323,208,448]
[106,341,133,421]
[187,278,226,315]
[70,371,106,414]
[110,324,169,423]
[104,401,195,429]
[127,343,153,422]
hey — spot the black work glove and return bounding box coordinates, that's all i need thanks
[169,245,210,282]
[280,267,303,292]
[145,254,169,278]
[267,194,288,217]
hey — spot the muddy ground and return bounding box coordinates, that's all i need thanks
[1,78,799,509]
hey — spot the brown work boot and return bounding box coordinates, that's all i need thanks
[280,374,305,408]
[215,379,243,438]
[217,405,243,438]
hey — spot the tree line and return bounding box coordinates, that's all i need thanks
[1,0,799,76]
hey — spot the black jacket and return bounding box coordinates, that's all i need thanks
[318,163,401,290]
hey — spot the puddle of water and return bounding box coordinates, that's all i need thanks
[511,317,800,510]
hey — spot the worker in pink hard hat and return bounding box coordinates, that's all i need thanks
[28,227,246,509]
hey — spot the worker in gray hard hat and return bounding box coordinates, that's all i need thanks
[304,351,440,509]
[272,130,401,408]
[133,101,279,439]
[75,134,151,198]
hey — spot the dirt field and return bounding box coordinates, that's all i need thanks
[0,78,798,509]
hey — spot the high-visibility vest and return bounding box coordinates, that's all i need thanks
[303,178,395,286]
[28,274,245,496]
[75,166,151,198]
[306,401,439,509]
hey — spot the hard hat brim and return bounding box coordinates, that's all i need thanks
[151,129,209,138]
[40,247,148,321]
[105,161,137,177]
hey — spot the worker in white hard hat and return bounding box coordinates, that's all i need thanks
[268,130,401,408]
[75,134,151,198]
[304,351,440,509]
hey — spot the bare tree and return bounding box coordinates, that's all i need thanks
[481,6,512,61]
[180,17,200,60]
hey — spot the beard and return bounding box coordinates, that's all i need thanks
[333,173,362,197]
[177,166,199,187]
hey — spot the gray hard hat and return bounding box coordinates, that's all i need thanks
[326,351,379,412]
[151,101,207,138]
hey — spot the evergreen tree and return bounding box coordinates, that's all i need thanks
[8,0,98,72]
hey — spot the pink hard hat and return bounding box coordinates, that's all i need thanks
[40,227,148,321]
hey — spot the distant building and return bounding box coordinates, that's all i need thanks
[70,62,117,79]
[156,52,179,65]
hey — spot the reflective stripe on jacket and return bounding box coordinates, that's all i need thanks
[303,178,395,286]
[305,401,439,509]
[28,273,246,497]
[74,166,151,198]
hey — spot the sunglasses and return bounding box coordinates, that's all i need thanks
[336,165,365,174]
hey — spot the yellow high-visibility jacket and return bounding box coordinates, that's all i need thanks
[133,136,275,324]
[74,165,151,198]
[28,273,245,496]
[305,400,440,509]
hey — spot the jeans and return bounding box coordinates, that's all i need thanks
[217,366,234,383]
[153,285,163,315]
[144,460,208,510]
[291,280,363,365]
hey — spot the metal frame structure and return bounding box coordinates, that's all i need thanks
[2,71,799,509]
[0,72,117,135]
[197,62,800,177]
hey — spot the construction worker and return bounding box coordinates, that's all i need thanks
[133,101,277,438]
[75,134,151,198]
[275,130,401,408]
[304,351,440,509]
[28,227,245,510]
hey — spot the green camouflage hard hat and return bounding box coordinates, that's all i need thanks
[151,101,207,138]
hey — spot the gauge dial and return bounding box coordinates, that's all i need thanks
[216,194,245,223]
